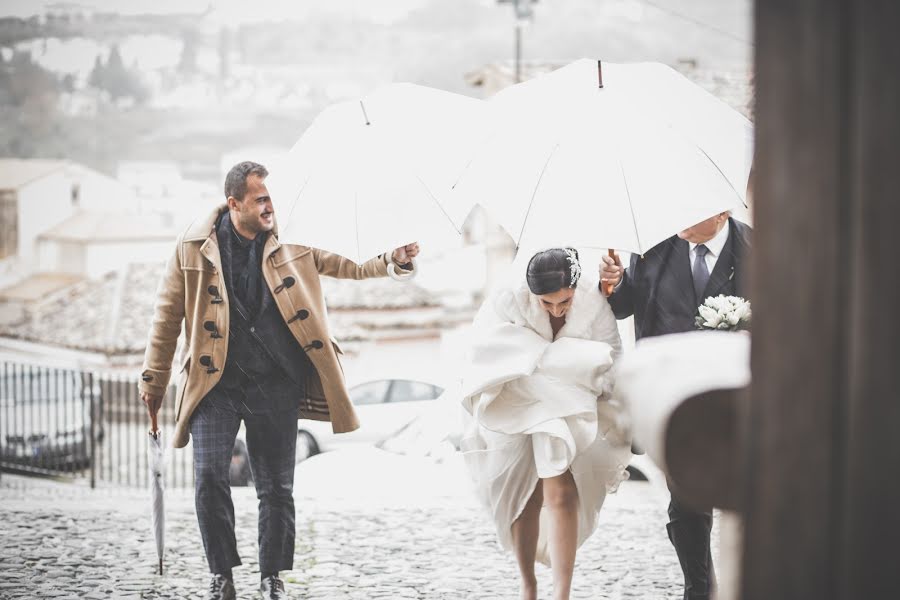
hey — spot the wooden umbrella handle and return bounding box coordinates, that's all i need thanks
[149,407,159,436]
[604,248,617,296]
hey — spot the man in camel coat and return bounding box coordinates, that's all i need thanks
[140,161,419,600]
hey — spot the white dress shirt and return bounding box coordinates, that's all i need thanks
[689,220,730,274]
[613,220,731,291]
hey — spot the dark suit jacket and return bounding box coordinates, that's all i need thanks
[608,218,752,340]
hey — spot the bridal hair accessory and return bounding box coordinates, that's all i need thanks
[563,247,581,288]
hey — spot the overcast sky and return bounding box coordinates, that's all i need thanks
[0,0,430,24]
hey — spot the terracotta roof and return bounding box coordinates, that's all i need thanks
[0,272,83,303]
[0,262,445,355]
[0,264,160,354]
[321,276,440,310]
[0,159,69,190]
[37,210,177,243]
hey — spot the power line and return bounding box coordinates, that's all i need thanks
[638,0,754,46]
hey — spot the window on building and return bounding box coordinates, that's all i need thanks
[0,190,17,259]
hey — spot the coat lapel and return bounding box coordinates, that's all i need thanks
[200,236,223,275]
[257,232,282,316]
[669,237,695,303]
[638,236,689,337]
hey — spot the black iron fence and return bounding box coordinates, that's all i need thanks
[0,361,194,488]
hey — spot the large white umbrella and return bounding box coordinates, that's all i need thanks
[451,59,753,258]
[148,412,165,575]
[267,83,486,264]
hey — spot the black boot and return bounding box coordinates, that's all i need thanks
[205,574,236,600]
[260,574,288,599]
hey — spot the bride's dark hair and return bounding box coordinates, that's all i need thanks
[526,247,581,295]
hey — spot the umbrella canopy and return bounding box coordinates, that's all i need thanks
[451,59,754,255]
[267,83,486,264]
[148,417,165,575]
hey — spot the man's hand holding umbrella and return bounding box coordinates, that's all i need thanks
[391,242,421,270]
[600,252,624,296]
[142,392,164,416]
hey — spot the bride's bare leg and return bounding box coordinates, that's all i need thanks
[544,471,579,600]
[511,481,543,600]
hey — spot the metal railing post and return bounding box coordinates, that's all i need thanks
[88,372,96,490]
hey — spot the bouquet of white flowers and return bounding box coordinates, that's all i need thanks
[695,295,751,331]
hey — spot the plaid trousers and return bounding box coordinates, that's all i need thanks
[190,380,300,575]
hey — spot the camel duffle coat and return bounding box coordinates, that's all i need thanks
[140,205,406,448]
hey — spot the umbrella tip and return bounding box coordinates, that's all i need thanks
[597,60,604,89]
[359,100,371,126]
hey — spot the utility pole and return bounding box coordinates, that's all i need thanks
[498,0,538,83]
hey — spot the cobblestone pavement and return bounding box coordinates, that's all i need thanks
[0,453,719,600]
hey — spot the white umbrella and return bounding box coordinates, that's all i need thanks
[267,83,486,264]
[451,59,753,259]
[148,412,165,575]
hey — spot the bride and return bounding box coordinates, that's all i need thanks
[459,247,631,600]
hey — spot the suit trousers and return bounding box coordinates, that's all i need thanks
[667,492,717,600]
[190,381,299,575]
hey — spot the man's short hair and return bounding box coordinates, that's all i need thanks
[224,161,268,202]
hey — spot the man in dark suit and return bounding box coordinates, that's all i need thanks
[600,210,752,600]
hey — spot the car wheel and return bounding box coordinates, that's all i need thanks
[625,464,648,482]
[230,439,252,487]
[295,431,319,463]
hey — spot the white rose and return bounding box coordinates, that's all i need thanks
[732,302,751,324]
[725,309,741,327]
[716,295,732,311]
[698,305,722,328]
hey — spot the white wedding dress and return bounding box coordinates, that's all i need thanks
[459,270,631,565]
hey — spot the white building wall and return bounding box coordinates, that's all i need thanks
[37,239,87,275]
[73,167,139,213]
[17,176,74,266]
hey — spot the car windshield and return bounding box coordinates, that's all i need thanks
[349,379,444,406]
[386,380,443,403]
[350,380,391,406]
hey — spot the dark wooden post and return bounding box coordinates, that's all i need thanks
[743,1,900,599]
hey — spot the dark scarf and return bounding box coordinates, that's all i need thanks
[217,211,267,318]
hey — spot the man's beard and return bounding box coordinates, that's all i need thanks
[239,212,272,235]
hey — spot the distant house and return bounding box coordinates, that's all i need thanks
[116,160,184,200]
[36,210,176,278]
[0,159,182,325]
[0,159,140,272]
[116,159,220,230]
